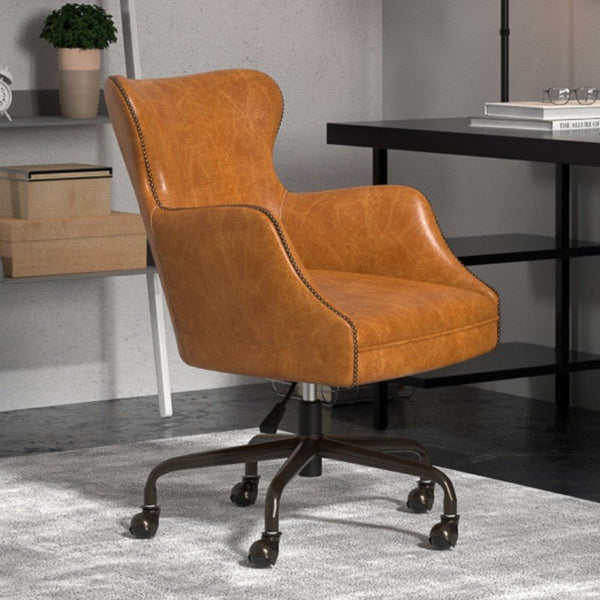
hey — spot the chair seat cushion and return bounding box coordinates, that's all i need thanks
[308,269,499,384]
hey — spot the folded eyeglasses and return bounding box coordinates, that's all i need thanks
[543,86,600,105]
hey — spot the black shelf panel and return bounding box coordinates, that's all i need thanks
[0,267,155,285]
[447,233,600,265]
[571,239,600,257]
[400,342,600,388]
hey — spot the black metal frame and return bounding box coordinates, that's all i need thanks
[130,399,459,565]
[326,117,600,428]
[555,164,571,411]
[500,0,510,102]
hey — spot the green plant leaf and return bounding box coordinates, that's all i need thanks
[39,3,118,49]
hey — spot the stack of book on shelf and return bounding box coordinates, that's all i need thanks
[0,163,146,277]
[470,101,600,131]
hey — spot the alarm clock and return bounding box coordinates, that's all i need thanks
[0,67,13,122]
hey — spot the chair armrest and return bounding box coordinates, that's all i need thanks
[281,186,496,302]
[149,204,357,385]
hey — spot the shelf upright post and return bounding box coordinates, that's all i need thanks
[372,148,389,430]
[119,0,173,417]
[555,163,570,413]
[373,148,388,186]
[500,0,510,102]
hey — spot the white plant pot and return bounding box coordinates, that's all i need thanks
[58,48,101,118]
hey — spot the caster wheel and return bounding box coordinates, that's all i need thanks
[248,532,281,568]
[230,476,259,507]
[429,515,459,550]
[407,480,435,513]
[129,506,160,539]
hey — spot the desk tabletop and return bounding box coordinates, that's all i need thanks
[327,117,600,167]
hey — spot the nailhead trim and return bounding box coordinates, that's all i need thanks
[108,74,360,386]
[232,203,359,387]
[109,76,165,209]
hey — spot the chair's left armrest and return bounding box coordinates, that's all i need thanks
[281,185,497,303]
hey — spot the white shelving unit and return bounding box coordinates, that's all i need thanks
[0,0,173,417]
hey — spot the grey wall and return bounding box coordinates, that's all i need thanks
[6,0,598,413]
[382,0,600,409]
[0,0,382,411]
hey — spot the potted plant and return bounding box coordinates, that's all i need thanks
[40,3,118,118]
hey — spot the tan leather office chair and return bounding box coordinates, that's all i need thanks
[104,69,498,567]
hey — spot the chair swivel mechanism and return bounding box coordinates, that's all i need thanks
[104,69,499,567]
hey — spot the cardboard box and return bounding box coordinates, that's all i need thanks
[0,163,112,219]
[0,211,147,277]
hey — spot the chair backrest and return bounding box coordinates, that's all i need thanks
[104,69,286,221]
[104,69,327,379]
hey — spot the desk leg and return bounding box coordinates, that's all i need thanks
[555,163,570,412]
[146,271,173,417]
[373,382,389,431]
[372,148,389,430]
[373,148,388,185]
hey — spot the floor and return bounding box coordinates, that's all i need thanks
[1,383,599,503]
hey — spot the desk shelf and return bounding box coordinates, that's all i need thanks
[447,233,600,265]
[400,342,600,388]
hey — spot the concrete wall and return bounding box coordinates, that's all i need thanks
[382,0,600,409]
[6,0,598,413]
[0,0,382,411]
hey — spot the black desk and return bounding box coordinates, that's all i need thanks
[327,117,600,429]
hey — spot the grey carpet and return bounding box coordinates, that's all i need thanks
[0,429,598,600]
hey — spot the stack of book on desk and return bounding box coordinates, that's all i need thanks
[470,101,600,131]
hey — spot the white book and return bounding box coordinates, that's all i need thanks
[470,116,600,131]
[484,101,600,120]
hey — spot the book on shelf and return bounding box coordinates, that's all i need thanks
[0,163,112,181]
[470,115,600,131]
[484,101,600,120]
[0,163,113,220]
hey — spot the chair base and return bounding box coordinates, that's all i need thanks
[129,402,460,566]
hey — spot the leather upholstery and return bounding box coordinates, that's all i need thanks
[104,69,498,388]
[282,186,496,303]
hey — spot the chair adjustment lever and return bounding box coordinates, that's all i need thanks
[259,382,297,433]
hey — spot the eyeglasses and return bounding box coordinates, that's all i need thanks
[543,86,600,105]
